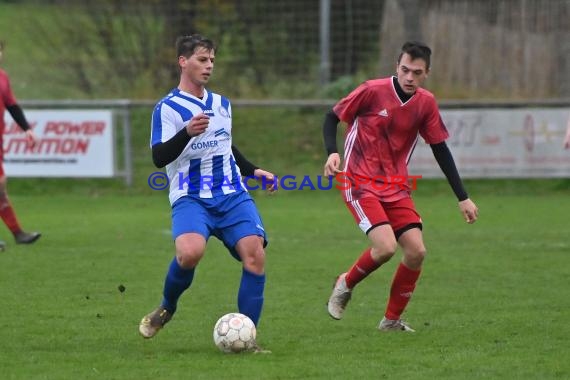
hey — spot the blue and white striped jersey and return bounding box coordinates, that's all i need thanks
[150,88,246,205]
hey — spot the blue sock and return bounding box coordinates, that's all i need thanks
[161,258,195,314]
[238,268,265,326]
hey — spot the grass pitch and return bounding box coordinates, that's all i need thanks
[0,188,568,380]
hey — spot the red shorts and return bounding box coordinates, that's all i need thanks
[345,196,422,238]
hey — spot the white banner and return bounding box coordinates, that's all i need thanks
[409,108,570,178]
[3,110,114,177]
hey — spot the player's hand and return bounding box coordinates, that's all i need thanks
[324,153,342,176]
[186,113,210,137]
[25,130,37,148]
[459,198,478,224]
[253,168,277,194]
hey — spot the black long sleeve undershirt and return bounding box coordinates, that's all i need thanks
[323,109,340,155]
[6,104,31,131]
[430,142,468,201]
[151,130,258,176]
[152,128,191,168]
[231,145,258,177]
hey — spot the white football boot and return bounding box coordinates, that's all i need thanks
[327,273,352,320]
[378,317,415,332]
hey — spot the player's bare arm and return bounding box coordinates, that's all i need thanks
[185,113,210,137]
[253,168,277,193]
[324,153,341,176]
[458,198,478,224]
[25,130,37,148]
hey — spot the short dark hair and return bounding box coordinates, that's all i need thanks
[397,41,432,70]
[175,34,215,58]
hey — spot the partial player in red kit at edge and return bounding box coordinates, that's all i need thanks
[0,40,41,250]
[323,41,478,332]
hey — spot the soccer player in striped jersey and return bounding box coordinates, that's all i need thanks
[140,35,274,352]
[0,40,41,249]
[323,41,478,332]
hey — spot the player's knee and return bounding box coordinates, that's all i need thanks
[176,252,203,269]
[175,247,204,269]
[370,247,396,266]
[368,225,397,261]
[371,238,397,259]
[241,246,265,274]
[175,233,207,268]
[405,248,426,268]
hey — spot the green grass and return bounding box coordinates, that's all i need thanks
[0,190,568,380]
[0,4,569,379]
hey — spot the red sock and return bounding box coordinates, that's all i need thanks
[345,248,382,289]
[385,262,421,320]
[0,202,22,235]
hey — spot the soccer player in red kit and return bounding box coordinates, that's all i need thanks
[0,40,41,249]
[323,41,478,332]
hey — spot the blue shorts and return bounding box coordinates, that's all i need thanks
[171,191,267,260]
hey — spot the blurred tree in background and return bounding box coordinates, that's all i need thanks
[0,0,568,100]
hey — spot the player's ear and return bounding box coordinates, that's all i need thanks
[178,55,185,66]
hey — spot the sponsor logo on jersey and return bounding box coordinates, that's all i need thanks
[378,109,388,117]
[190,140,219,149]
[218,105,230,118]
[203,109,215,117]
[214,128,230,139]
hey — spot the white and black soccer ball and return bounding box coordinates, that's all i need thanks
[213,312,257,353]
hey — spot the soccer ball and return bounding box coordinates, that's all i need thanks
[213,312,257,353]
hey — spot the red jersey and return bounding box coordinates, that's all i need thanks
[0,69,18,135]
[334,76,448,202]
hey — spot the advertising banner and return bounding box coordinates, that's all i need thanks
[3,110,114,177]
[409,108,570,178]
